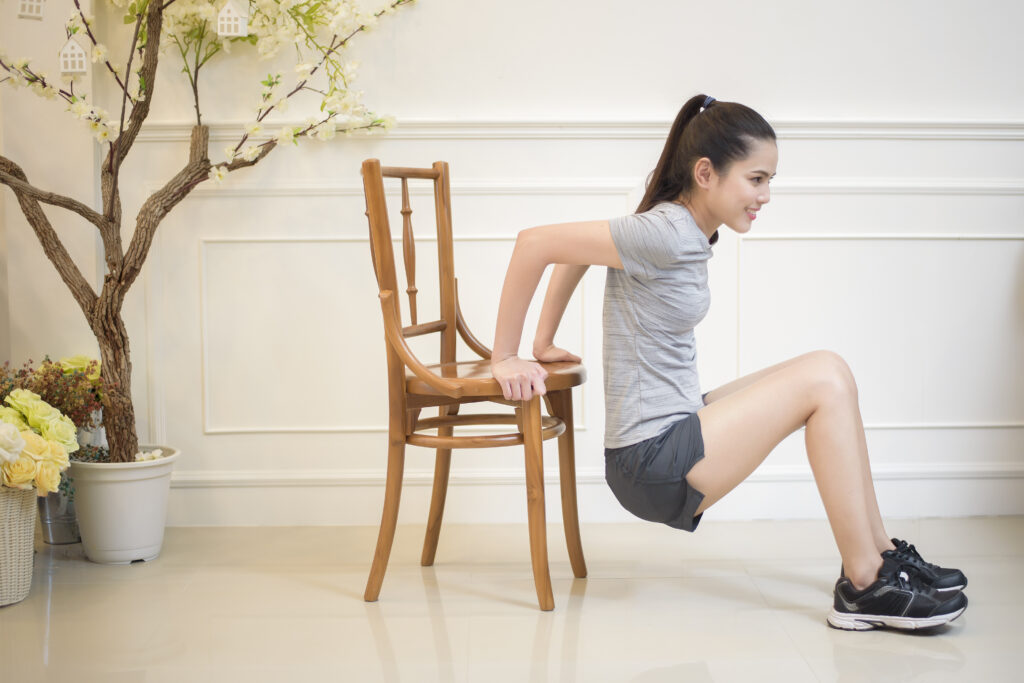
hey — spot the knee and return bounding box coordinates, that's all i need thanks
[806,350,858,403]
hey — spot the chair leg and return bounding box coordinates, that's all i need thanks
[422,404,456,566]
[364,432,406,602]
[521,397,554,611]
[544,390,587,579]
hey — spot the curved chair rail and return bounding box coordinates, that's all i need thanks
[408,413,566,449]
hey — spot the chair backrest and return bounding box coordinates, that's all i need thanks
[362,159,459,374]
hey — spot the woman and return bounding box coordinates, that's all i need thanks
[489,94,967,631]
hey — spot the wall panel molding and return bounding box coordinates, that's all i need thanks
[177,177,1024,200]
[197,236,589,434]
[170,461,1024,489]
[138,119,1024,142]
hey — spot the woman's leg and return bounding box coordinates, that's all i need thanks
[687,350,889,589]
[703,351,894,553]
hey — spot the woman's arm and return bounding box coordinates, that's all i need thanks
[532,264,588,361]
[491,219,621,401]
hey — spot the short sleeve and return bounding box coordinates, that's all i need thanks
[609,211,677,280]
[609,205,708,280]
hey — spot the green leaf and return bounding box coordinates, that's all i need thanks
[124,15,135,24]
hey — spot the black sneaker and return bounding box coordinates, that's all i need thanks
[889,538,967,592]
[840,539,968,593]
[828,552,968,631]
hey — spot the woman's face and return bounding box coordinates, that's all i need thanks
[706,139,778,234]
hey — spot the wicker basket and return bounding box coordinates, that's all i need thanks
[1,486,37,607]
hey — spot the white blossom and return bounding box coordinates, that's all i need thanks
[92,44,108,64]
[224,146,237,162]
[209,166,227,184]
[70,99,91,118]
[314,123,337,141]
[295,63,313,80]
[357,12,378,30]
[276,126,296,145]
[245,121,263,136]
[241,145,260,161]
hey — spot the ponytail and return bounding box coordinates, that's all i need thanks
[637,94,776,245]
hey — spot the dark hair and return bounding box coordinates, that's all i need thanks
[637,94,776,245]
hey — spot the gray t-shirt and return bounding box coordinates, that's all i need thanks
[602,202,713,448]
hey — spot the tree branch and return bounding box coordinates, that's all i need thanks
[112,2,165,170]
[119,126,211,293]
[0,157,99,316]
[0,164,108,232]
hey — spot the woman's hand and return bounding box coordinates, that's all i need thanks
[533,344,582,364]
[491,355,549,401]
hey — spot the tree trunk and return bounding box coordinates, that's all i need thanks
[96,312,139,463]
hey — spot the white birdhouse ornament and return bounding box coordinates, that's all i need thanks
[217,0,250,37]
[59,39,88,76]
[18,0,45,20]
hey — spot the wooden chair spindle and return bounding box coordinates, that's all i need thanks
[401,178,418,325]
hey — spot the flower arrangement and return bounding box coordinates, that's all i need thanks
[1,356,104,432]
[0,389,77,496]
[0,0,415,462]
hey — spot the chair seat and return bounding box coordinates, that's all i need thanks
[407,360,586,397]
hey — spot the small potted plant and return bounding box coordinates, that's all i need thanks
[2,356,178,563]
[0,386,76,605]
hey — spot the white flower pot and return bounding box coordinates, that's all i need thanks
[68,446,180,564]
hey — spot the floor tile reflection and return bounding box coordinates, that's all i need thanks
[1,517,1020,681]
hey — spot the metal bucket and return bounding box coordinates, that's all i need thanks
[37,479,80,545]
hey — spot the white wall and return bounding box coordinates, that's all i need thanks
[1,0,1022,526]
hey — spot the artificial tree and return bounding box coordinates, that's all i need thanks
[0,0,413,461]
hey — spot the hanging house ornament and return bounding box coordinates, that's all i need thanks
[18,0,45,20]
[59,39,88,76]
[217,0,250,37]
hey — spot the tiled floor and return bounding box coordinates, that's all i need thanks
[3,517,1022,682]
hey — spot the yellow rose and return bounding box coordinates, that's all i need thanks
[44,440,70,470]
[60,355,101,382]
[0,406,30,431]
[4,388,41,416]
[40,415,79,454]
[20,431,49,461]
[1,453,37,489]
[23,399,61,432]
[34,461,61,495]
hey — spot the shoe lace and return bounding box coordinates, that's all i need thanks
[893,539,939,571]
[891,563,931,593]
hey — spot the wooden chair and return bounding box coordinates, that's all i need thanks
[361,159,587,611]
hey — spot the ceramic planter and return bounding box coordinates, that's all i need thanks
[68,446,180,564]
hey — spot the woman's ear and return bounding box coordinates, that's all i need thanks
[693,157,715,190]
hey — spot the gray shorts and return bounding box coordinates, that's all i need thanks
[604,411,707,532]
